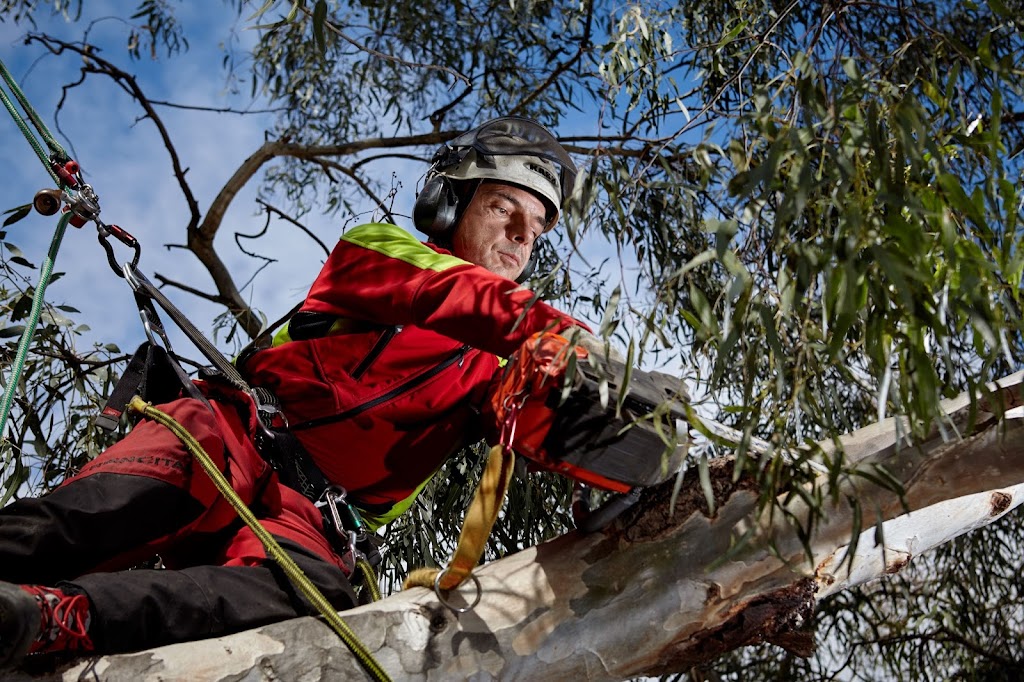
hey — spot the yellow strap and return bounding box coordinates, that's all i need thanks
[403,443,515,592]
[127,396,391,682]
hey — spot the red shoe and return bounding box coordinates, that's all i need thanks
[0,581,94,669]
[0,581,40,669]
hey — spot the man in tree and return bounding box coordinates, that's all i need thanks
[0,116,588,668]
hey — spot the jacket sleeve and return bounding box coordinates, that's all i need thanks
[301,223,584,357]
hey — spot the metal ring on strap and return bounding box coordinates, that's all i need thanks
[433,569,482,613]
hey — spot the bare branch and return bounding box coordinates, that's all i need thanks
[145,100,289,116]
[310,160,398,226]
[152,273,228,306]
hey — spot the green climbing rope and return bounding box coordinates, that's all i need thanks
[0,212,73,449]
[0,56,75,449]
[0,57,68,179]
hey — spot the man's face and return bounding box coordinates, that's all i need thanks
[451,181,551,281]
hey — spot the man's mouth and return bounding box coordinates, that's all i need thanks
[498,252,521,267]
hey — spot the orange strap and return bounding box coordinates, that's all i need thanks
[403,443,515,591]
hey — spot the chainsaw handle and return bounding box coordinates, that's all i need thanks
[572,485,644,533]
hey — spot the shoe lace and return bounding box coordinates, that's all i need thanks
[24,585,94,654]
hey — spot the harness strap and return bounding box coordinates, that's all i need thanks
[259,426,332,499]
[127,396,391,682]
[95,342,203,430]
[124,264,249,393]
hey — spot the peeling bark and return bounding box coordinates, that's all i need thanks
[13,373,1024,681]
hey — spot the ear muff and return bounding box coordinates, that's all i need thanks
[413,175,460,238]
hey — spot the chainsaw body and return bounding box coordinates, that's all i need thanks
[541,358,689,491]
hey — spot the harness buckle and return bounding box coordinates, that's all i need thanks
[251,386,289,429]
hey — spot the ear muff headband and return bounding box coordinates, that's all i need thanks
[516,248,538,284]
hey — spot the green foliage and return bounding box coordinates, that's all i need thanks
[0,0,82,26]
[1,234,125,503]
[127,0,190,60]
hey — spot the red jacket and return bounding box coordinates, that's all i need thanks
[242,223,580,527]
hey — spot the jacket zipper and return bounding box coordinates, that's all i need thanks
[350,326,400,380]
[292,345,470,431]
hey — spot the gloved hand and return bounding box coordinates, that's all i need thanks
[564,327,626,365]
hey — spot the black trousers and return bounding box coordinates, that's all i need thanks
[0,472,356,654]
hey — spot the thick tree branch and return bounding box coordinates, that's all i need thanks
[21,373,1024,681]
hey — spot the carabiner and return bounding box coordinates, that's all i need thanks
[499,398,523,451]
[97,222,141,277]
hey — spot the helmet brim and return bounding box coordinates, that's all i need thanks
[441,116,578,205]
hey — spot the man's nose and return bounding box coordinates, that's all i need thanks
[508,221,531,244]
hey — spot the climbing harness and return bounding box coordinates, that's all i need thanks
[128,397,390,682]
[0,55,388,679]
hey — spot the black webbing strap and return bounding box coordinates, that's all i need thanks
[259,426,332,501]
[96,341,203,430]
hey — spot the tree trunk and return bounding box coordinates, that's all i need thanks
[16,373,1024,681]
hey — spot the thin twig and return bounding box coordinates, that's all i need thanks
[255,199,331,257]
[296,5,470,85]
